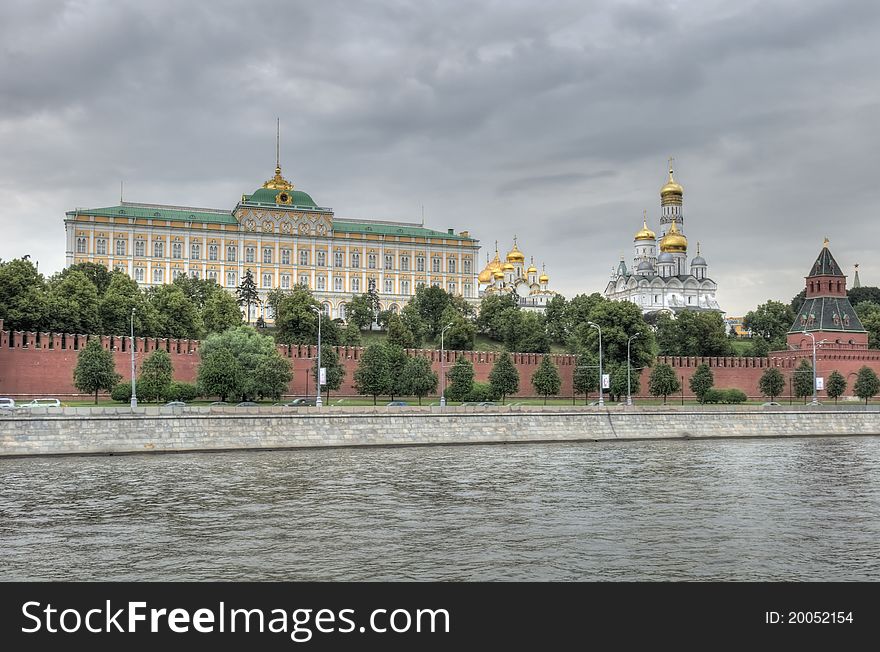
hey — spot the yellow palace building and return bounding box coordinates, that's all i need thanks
[64,157,480,321]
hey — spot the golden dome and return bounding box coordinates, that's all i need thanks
[502,261,515,271]
[660,158,683,204]
[634,218,656,241]
[659,220,688,253]
[506,237,525,263]
[539,263,549,283]
[478,267,493,283]
[493,269,504,279]
[526,256,537,274]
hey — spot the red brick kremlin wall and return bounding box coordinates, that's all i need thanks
[2,319,879,401]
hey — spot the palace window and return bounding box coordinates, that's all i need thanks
[351,252,360,268]
[114,263,126,273]
[262,273,272,288]
[226,245,237,262]
[281,274,290,289]
[317,251,326,267]
[432,281,440,288]
[207,270,217,282]
[352,278,360,293]
[134,267,144,282]
[334,277,343,291]
[263,247,273,264]
[401,280,410,295]
[317,276,326,290]
[191,243,201,260]
[115,239,126,256]
[153,268,164,283]
[447,282,456,294]
[463,259,471,274]
[334,251,343,267]
[208,244,218,261]
[299,274,309,288]
[226,271,236,287]
[448,258,456,274]
[384,279,393,294]
[245,246,255,263]
[173,268,185,280]
[281,248,291,265]
[172,242,182,259]
[464,283,472,298]
[401,255,410,271]
[76,237,87,254]
[154,241,164,258]
[432,257,441,273]
[190,269,200,280]
[416,281,425,289]
[368,253,377,269]
[384,254,393,270]
[96,238,107,255]
[300,250,309,266]
[416,256,425,272]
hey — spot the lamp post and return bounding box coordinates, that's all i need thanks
[627,332,640,406]
[313,305,323,408]
[130,307,137,409]
[439,322,453,407]
[802,330,817,406]
[587,321,603,407]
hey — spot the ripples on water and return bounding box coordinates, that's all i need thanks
[1,437,879,581]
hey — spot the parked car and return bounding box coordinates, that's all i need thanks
[284,398,317,407]
[235,401,259,407]
[477,401,496,407]
[761,401,781,406]
[0,397,15,409]
[208,401,229,406]
[165,401,186,407]
[19,398,62,409]
[386,401,409,407]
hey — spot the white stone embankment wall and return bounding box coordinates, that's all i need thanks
[2,406,880,457]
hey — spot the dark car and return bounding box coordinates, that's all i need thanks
[235,401,259,407]
[284,398,317,407]
[386,401,409,407]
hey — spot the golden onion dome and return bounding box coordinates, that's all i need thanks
[660,160,683,202]
[493,269,504,279]
[506,238,525,263]
[659,220,688,252]
[526,256,537,274]
[502,261,515,271]
[539,263,549,283]
[634,218,656,241]
[478,266,493,283]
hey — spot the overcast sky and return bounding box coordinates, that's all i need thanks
[2,0,878,315]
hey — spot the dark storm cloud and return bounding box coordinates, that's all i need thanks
[1,0,879,314]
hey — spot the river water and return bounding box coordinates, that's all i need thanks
[1,436,879,581]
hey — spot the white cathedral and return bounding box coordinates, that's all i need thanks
[604,161,723,315]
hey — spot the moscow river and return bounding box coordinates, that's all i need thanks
[1,436,879,581]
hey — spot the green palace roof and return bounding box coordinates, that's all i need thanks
[333,220,476,241]
[67,203,237,225]
[242,187,319,208]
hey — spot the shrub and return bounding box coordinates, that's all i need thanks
[466,382,499,402]
[702,389,723,404]
[721,388,748,404]
[167,382,200,402]
[110,382,132,403]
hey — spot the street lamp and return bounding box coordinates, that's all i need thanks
[130,307,137,410]
[439,322,453,407]
[802,330,817,406]
[627,332,640,406]
[587,321,604,407]
[312,305,323,408]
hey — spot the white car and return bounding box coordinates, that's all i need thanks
[0,397,15,409]
[19,398,62,409]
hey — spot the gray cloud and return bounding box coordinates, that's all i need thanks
[1,0,879,315]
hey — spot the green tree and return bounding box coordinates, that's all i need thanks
[59,262,113,295]
[489,351,519,404]
[399,356,437,405]
[445,356,475,402]
[501,311,550,353]
[406,285,460,338]
[569,297,654,370]
[269,285,320,344]
[312,345,346,403]
[749,336,771,357]
[825,370,847,405]
[73,339,121,403]
[848,286,880,308]
[172,276,223,310]
[202,290,243,334]
[563,293,604,348]
[790,289,806,314]
[353,343,391,404]
[439,305,475,351]
[236,269,260,324]
[573,353,598,404]
[793,359,814,404]
[98,273,160,336]
[341,320,362,346]
[544,294,568,344]
[347,293,377,330]
[384,344,410,400]
[855,301,880,349]
[148,284,203,339]
[399,303,427,347]
[656,311,731,357]
[197,326,289,401]
[758,367,785,401]
[386,313,416,348]
[689,364,714,403]
[744,300,795,349]
[0,258,48,332]
[139,350,173,403]
[196,346,241,402]
[531,356,561,404]
[854,366,880,405]
[648,363,681,404]
[476,293,519,341]
[607,362,639,403]
[46,270,101,334]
